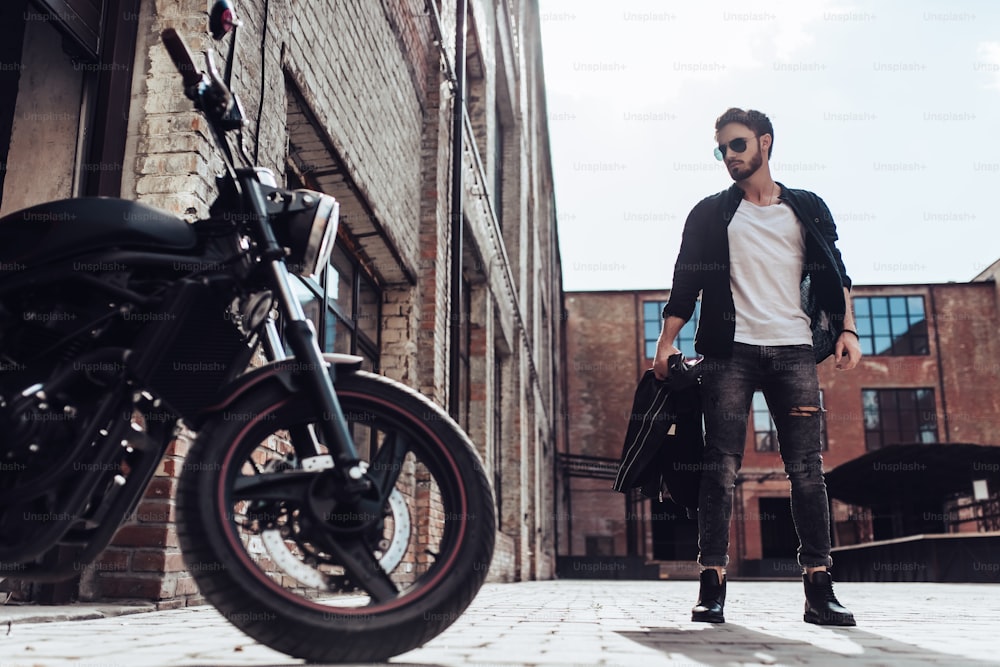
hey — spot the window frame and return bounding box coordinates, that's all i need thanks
[861,388,938,451]
[642,300,700,360]
[752,390,828,452]
[286,242,381,372]
[853,295,929,357]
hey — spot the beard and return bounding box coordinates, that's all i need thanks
[726,145,763,181]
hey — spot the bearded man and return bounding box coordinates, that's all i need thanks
[653,108,860,626]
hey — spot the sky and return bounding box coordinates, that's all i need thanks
[538,0,1000,292]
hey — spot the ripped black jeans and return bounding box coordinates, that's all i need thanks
[697,342,833,569]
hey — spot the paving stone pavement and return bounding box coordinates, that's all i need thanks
[1,579,998,667]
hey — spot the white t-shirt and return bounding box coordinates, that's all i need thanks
[728,199,813,346]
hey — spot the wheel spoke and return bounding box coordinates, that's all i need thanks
[232,471,314,503]
[368,430,408,500]
[321,534,399,602]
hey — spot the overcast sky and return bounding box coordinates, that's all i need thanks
[538,0,1000,292]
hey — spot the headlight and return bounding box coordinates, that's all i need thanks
[271,190,339,280]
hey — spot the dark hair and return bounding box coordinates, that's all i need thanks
[715,108,774,159]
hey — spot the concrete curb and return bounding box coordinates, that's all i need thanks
[0,602,156,626]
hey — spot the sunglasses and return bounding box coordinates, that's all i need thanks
[714,136,756,161]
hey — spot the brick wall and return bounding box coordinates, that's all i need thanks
[62,0,563,605]
[564,292,644,460]
[286,0,425,272]
[82,433,197,607]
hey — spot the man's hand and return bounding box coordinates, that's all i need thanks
[652,315,688,380]
[835,331,862,371]
[653,340,681,380]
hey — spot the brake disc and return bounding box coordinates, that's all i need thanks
[260,487,411,589]
[378,487,410,573]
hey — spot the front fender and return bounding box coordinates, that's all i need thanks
[188,353,364,430]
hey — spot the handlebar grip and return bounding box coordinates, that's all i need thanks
[161,28,202,88]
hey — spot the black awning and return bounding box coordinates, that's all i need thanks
[825,443,1000,507]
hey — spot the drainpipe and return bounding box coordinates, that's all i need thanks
[928,287,950,442]
[448,0,467,419]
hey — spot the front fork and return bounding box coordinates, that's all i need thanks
[242,176,365,484]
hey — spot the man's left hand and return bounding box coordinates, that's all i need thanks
[835,332,862,371]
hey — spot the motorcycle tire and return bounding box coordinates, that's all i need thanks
[176,369,496,663]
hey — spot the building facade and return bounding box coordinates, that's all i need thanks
[1,0,564,605]
[562,271,1000,579]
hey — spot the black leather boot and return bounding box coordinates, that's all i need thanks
[691,568,726,623]
[803,570,856,626]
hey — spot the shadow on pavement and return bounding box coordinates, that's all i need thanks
[618,624,993,666]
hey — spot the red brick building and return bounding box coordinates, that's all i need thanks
[560,266,1000,580]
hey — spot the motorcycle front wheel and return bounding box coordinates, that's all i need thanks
[176,370,496,663]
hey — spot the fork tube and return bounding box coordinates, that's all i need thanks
[261,318,286,361]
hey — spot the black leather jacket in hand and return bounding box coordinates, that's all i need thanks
[662,183,852,363]
[613,355,704,514]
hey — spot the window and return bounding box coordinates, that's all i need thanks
[862,388,937,451]
[753,390,828,452]
[853,295,928,356]
[327,245,381,367]
[643,300,700,359]
[289,242,381,372]
[753,392,778,452]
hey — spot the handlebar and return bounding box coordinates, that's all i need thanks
[161,28,203,89]
[161,26,248,181]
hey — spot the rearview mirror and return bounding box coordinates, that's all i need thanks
[209,0,237,40]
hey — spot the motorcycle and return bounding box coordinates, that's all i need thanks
[0,3,495,662]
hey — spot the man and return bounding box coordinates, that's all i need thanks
[652,108,860,626]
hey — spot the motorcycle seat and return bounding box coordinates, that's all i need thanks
[0,198,197,268]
